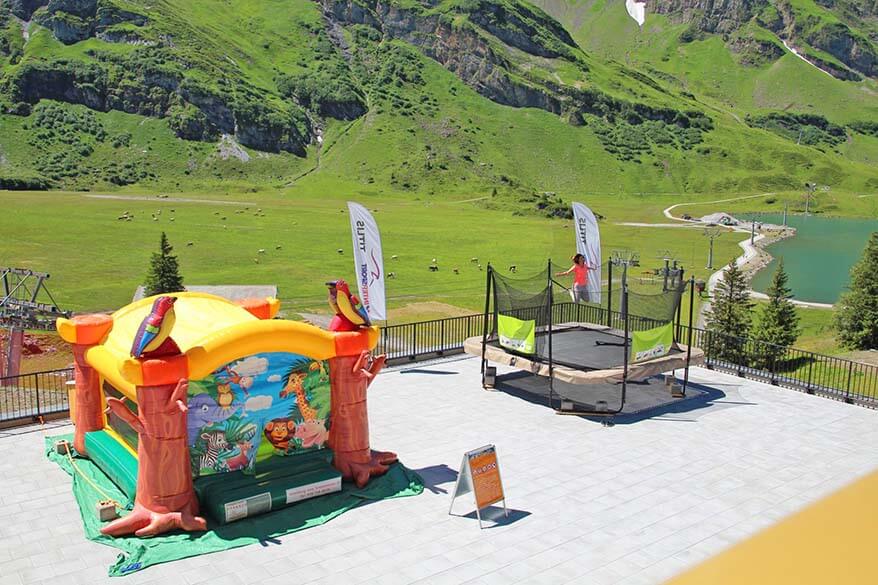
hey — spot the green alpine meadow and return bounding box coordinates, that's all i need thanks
[0,0,876,314]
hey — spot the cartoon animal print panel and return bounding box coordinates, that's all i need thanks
[187,352,332,478]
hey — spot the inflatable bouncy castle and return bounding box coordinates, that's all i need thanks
[56,290,395,537]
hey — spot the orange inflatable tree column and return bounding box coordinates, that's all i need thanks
[102,367,206,537]
[56,314,113,455]
[328,351,397,487]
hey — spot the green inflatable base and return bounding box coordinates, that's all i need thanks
[45,434,424,577]
[84,430,138,506]
[195,450,343,525]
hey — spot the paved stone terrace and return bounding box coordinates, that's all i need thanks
[2,358,877,585]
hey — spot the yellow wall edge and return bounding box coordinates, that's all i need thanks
[86,319,361,389]
[186,320,340,380]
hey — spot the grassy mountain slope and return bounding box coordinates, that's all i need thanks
[531,1,878,148]
[0,0,876,203]
[1,1,877,314]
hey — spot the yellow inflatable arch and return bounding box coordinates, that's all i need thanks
[59,292,378,397]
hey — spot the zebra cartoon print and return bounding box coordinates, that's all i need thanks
[197,431,230,474]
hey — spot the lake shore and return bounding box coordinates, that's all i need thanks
[703,221,828,305]
[660,200,833,309]
[703,219,840,309]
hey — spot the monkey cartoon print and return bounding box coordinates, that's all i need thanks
[264,417,296,452]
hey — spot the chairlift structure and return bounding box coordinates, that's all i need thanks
[0,268,69,330]
[0,268,70,378]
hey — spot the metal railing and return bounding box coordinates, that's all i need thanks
[690,327,878,407]
[3,303,875,427]
[0,368,74,425]
[379,312,486,364]
[378,302,671,364]
[378,302,878,408]
[376,301,676,364]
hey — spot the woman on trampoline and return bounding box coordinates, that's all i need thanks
[556,253,597,303]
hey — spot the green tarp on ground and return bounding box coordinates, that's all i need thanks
[45,435,423,577]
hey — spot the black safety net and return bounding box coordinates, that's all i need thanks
[550,261,686,334]
[489,264,552,359]
[482,260,694,417]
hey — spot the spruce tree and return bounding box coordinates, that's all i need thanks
[835,232,878,350]
[752,259,800,369]
[705,259,753,362]
[144,232,184,296]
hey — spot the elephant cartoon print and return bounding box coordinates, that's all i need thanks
[187,394,240,445]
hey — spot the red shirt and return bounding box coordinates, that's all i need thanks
[573,264,588,286]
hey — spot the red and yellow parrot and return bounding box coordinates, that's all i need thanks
[327,279,371,331]
[130,296,181,358]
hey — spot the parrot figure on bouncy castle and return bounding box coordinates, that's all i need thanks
[326,279,371,331]
[130,295,182,358]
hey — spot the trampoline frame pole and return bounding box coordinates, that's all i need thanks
[606,261,613,327]
[683,276,695,395]
[547,259,554,410]
[675,287,683,343]
[480,263,493,382]
[620,279,629,413]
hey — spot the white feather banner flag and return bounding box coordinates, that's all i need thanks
[572,202,602,304]
[348,201,387,321]
[626,0,647,27]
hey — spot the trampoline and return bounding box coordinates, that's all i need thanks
[464,323,703,386]
[472,261,703,417]
[494,370,710,420]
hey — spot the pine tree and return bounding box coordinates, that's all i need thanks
[705,259,753,362]
[835,232,878,350]
[144,232,184,296]
[752,259,800,369]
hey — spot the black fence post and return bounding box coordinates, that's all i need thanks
[683,276,695,394]
[706,329,714,369]
[410,325,417,361]
[806,356,814,393]
[547,259,555,410]
[769,349,777,385]
[737,336,745,377]
[846,361,854,403]
[34,373,41,417]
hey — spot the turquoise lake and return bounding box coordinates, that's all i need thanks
[746,213,876,304]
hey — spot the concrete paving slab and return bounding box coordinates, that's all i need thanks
[2,358,877,584]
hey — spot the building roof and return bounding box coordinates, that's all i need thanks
[132,285,278,302]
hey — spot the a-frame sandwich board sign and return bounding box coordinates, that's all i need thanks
[448,444,508,529]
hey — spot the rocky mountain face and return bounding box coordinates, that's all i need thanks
[8,0,45,20]
[650,0,761,33]
[651,0,877,79]
[32,0,148,44]
[1,0,713,158]
[1,0,875,193]
[323,0,714,159]
[2,0,313,154]
[322,0,584,112]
